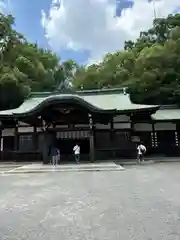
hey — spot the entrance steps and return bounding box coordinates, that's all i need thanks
[3,162,124,174]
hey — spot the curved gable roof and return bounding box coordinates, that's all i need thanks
[0,88,159,118]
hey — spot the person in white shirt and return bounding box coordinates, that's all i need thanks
[73,144,80,164]
[137,142,146,164]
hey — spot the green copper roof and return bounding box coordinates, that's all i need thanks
[152,105,180,120]
[0,88,159,117]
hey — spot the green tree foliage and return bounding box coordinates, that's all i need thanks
[2,12,180,108]
[73,13,180,105]
[0,13,76,110]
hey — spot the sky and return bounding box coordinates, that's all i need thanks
[1,0,180,64]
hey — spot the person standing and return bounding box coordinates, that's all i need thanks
[73,144,80,164]
[137,142,146,164]
[48,145,58,165]
[56,148,60,165]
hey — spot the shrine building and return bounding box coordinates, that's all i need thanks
[0,88,179,163]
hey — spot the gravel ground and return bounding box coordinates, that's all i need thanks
[0,162,180,240]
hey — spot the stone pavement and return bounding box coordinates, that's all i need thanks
[116,156,180,165]
[0,163,24,174]
[1,162,180,240]
[2,162,124,174]
[0,162,41,175]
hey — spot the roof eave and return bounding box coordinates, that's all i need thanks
[117,105,160,114]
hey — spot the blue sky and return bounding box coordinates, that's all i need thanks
[8,0,133,64]
[10,0,51,48]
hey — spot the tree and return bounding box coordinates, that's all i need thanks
[0,13,78,110]
[73,13,180,105]
[2,12,180,108]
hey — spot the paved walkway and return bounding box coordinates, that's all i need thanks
[116,156,180,165]
[0,162,39,174]
[2,162,124,174]
[1,162,180,240]
[0,163,23,174]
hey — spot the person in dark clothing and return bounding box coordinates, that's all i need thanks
[48,144,59,165]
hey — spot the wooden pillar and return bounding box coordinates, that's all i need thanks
[40,119,50,164]
[110,119,115,158]
[42,131,49,164]
[33,126,38,150]
[129,113,137,158]
[14,122,19,151]
[0,129,3,161]
[0,130,2,150]
[110,119,114,140]
[89,114,95,162]
[129,113,135,144]
[130,113,135,135]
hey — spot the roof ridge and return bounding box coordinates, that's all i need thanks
[76,87,126,94]
[27,87,127,99]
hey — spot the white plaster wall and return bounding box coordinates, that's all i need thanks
[1,137,3,151]
[155,122,176,131]
[2,128,14,136]
[131,135,140,142]
[36,125,69,132]
[95,123,110,129]
[18,127,34,133]
[134,123,153,131]
[56,125,69,129]
[75,124,89,128]
[113,115,130,122]
[18,121,29,126]
[113,123,131,129]
[37,127,42,132]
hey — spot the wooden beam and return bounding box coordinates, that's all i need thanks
[0,129,3,161]
[33,126,38,150]
[14,122,19,151]
[89,114,95,162]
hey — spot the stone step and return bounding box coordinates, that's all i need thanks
[2,162,124,174]
[3,167,124,174]
[0,165,23,169]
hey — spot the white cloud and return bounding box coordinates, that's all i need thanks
[0,0,6,12]
[41,0,180,63]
